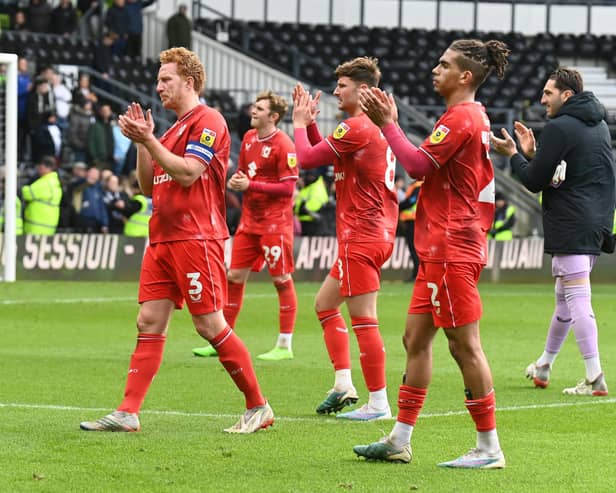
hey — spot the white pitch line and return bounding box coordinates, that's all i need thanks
[2,288,614,305]
[2,398,615,423]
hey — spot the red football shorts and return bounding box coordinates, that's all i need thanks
[329,241,394,297]
[409,262,483,328]
[139,239,227,315]
[230,230,294,276]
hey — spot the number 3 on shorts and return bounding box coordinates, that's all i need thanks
[427,281,441,315]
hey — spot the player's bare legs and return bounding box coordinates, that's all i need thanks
[443,322,494,396]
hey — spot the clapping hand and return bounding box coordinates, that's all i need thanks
[359,87,397,128]
[118,103,155,144]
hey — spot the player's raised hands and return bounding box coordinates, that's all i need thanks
[513,121,536,158]
[119,102,155,144]
[490,128,518,157]
[292,83,313,128]
[359,87,397,128]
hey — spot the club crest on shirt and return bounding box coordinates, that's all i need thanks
[429,124,450,144]
[333,122,350,140]
[177,124,187,137]
[247,161,257,178]
[287,153,297,167]
[261,146,272,158]
[199,128,217,147]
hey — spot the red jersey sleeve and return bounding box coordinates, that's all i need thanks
[419,106,473,169]
[184,118,226,167]
[326,117,369,157]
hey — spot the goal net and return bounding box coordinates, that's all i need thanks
[1,53,18,282]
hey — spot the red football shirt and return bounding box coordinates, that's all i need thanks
[236,128,298,235]
[325,114,398,243]
[148,104,231,243]
[416,101,495,264]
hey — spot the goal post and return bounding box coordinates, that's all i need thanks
[1,53,18,282]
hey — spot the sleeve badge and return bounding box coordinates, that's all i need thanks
[333,122,350,140]
[199,128,217,147]
[287,153,297,168]
[429,124,450,144]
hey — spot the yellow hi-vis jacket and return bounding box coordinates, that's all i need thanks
[21,171,62,235]
[124,194,151,237]
[491,204,516,241]
[399,180,423,222]
[294,176,329,223]
[0,196,23,235]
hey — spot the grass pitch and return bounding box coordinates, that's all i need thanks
[1,281,615,492]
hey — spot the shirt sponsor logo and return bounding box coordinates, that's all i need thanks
[429,124,450,144]
[247,161,257,178]
[261,145,272,158]
[153,173,173,185]
[333,122,350,140]
[199,128,217,147]
[287,153,297,168]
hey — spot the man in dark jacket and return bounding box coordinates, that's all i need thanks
[166,4,192,49]
[492,67,615,397]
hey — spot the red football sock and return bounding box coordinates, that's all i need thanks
[212,326,265,409]
[317,309,350,370]
[223,281,245,329]
[352,317,386,391]
[274,278,297,334]
[397,385,427,426]
[465,389,497,432]
[118,333,166,414]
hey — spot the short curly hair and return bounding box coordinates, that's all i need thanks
[159,47,206,94]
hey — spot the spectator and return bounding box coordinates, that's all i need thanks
[166,4,191,49]
[123,180,151,237]
[87,103,115,169]
[394,174,406,202]
[59,161,88,229]
[22,156,62,235]
[294,169,329,236]
[398,179,422,281]
[17,57,32,161]
[102,173,133,234]
[105,0,130,56]
[0,167,24,235]
[51,0,77,36]
[93,32,116,78]
[77,0,101,40]
[27,0,52,33]
[67,100,95,164]
[489,191,516,240]
[72,166,109,233]
[50,71,72,133]
[111,117,132,175]
[31,111,62,163]
[72,73,98,107]
[236,102,254,140]
[11,10,28,31]
[125,0,155,57]
[26,76,56,150]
